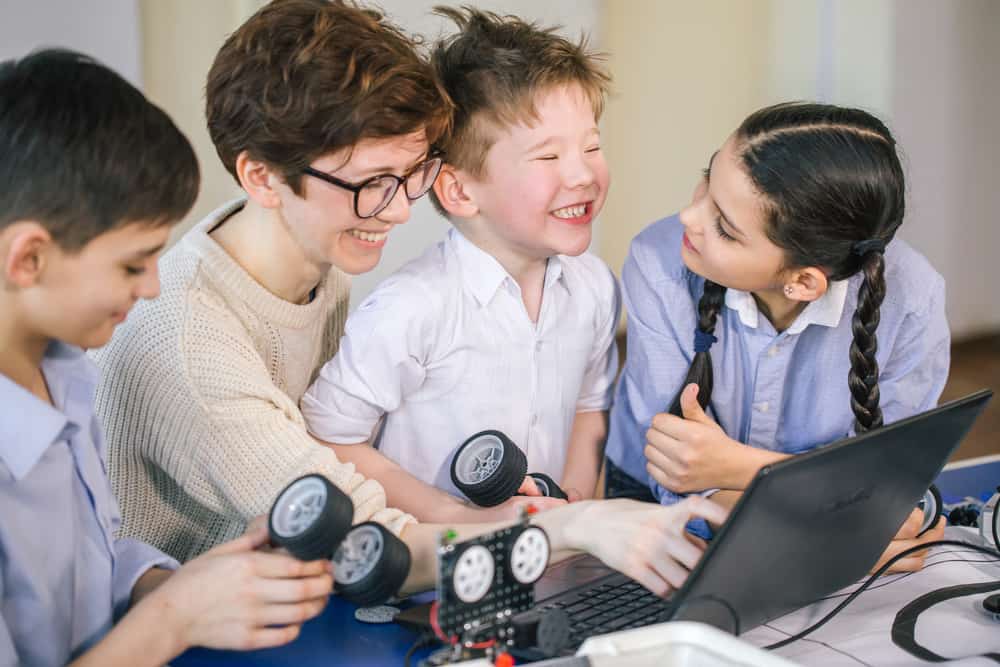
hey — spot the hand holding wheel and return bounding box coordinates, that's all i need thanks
[268,474,354,561]
[451,430,568,506]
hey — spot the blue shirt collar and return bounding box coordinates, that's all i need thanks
[724,279,848,335]
[449,227,565,306]
[0,341,94,480]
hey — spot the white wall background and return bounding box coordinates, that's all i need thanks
[0,0,142,85]
[2,0,997,339]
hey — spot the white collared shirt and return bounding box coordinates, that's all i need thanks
[723,278,849,334]
[302,228,621,496]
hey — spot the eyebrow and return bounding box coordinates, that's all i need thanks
[126,242,166,261]
[523,128,601,156]
[704,151,747,239]
[353,153,430,179]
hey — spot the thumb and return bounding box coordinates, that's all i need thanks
[207,522,270,556]
[518,475,542,496]
[680,383,712,424]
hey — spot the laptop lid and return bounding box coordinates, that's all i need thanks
[668,389,993,634]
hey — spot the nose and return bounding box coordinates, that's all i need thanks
[376,185,412,225]
[679,179,709,232]
[135,263,161,300]
[562,150,598,190]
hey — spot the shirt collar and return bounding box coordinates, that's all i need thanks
[0,341,91,480]
[724,279,848,335]
[449,228,566,305]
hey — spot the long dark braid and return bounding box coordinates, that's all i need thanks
[668,102,905,434]
[668,280,726,416]
[848,249,888,430]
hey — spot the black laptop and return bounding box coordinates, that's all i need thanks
[398,389,993,649]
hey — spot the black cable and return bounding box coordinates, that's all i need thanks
[814,551,1000,601]
[404,632,436,667]
[764,539,999,651]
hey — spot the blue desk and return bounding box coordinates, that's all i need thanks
[173,460,1000,667]
[175,592,436,667]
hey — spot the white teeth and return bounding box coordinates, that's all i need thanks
[552,204,587,219]
[348,229,388,242]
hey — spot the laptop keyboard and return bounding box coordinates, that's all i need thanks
[535,574,673,648]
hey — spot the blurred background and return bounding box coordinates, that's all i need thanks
[1,0,996,458]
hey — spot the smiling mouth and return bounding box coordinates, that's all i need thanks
[682,232,700,254]
[347,229,389,243]
[550,202,592,221]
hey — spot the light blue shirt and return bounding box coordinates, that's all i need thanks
[606,215,950,509]
[0,342,177,666]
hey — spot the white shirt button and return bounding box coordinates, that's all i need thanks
[756,401,770,413]
[767,346,778,358]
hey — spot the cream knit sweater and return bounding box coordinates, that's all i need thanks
[92,200,413,562]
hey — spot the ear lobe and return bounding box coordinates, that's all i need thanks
[2,223,53,288]
[793,267,829,302]
[235,151,282,209]
[432,165,479,218]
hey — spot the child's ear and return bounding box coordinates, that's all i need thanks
[783,267,828,303]
[1,223,52,288]
[432,164,479,218]
[235,151,282,209]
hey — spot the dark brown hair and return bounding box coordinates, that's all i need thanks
[428,5,610,214]
[206,0,452,194]
[672,102,905,434]
[0,49,199,250]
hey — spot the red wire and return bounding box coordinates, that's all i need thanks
[429,601,496,649]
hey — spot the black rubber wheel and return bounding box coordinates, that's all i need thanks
[512,607,570,657]
[333,522,412,606]
[269,474,354,561]
[917,484,942,536]
[506,525,550,586]
[528,472,568,500]
[451,430,527,507]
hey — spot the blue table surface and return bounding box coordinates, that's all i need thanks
[173,459,1000,667]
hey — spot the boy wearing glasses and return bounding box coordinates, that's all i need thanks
[302,7,619,519]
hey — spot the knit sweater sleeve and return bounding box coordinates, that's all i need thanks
[173,288,414,536]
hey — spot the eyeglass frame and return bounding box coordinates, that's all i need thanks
[301,151,444,219]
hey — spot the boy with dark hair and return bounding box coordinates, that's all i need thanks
[0,49,332,666]
[302,7,620,518]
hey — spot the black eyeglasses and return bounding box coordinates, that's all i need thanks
[302,153,444,219]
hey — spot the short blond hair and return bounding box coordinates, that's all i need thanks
[429,6,610,213]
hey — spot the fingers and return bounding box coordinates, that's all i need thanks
[518,476,542,496]
[249,551,333,579]
[253,597,330,626]
[240,624,302,650]
[872,517,944,575]
[207,524,271,556]
[526,496,567,511]
[252,572,334,603]
[678,496,729,528]
[895,507,924,540]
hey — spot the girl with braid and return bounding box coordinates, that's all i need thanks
[605,102,950,572]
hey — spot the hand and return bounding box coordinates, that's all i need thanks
[870,510,945,574]
[517,476,543,496]
[147,524,333,653]
[644,383,749,493]
[480,493,566,522]
[558,496,729,596]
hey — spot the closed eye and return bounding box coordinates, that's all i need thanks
[714,218,736,242]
